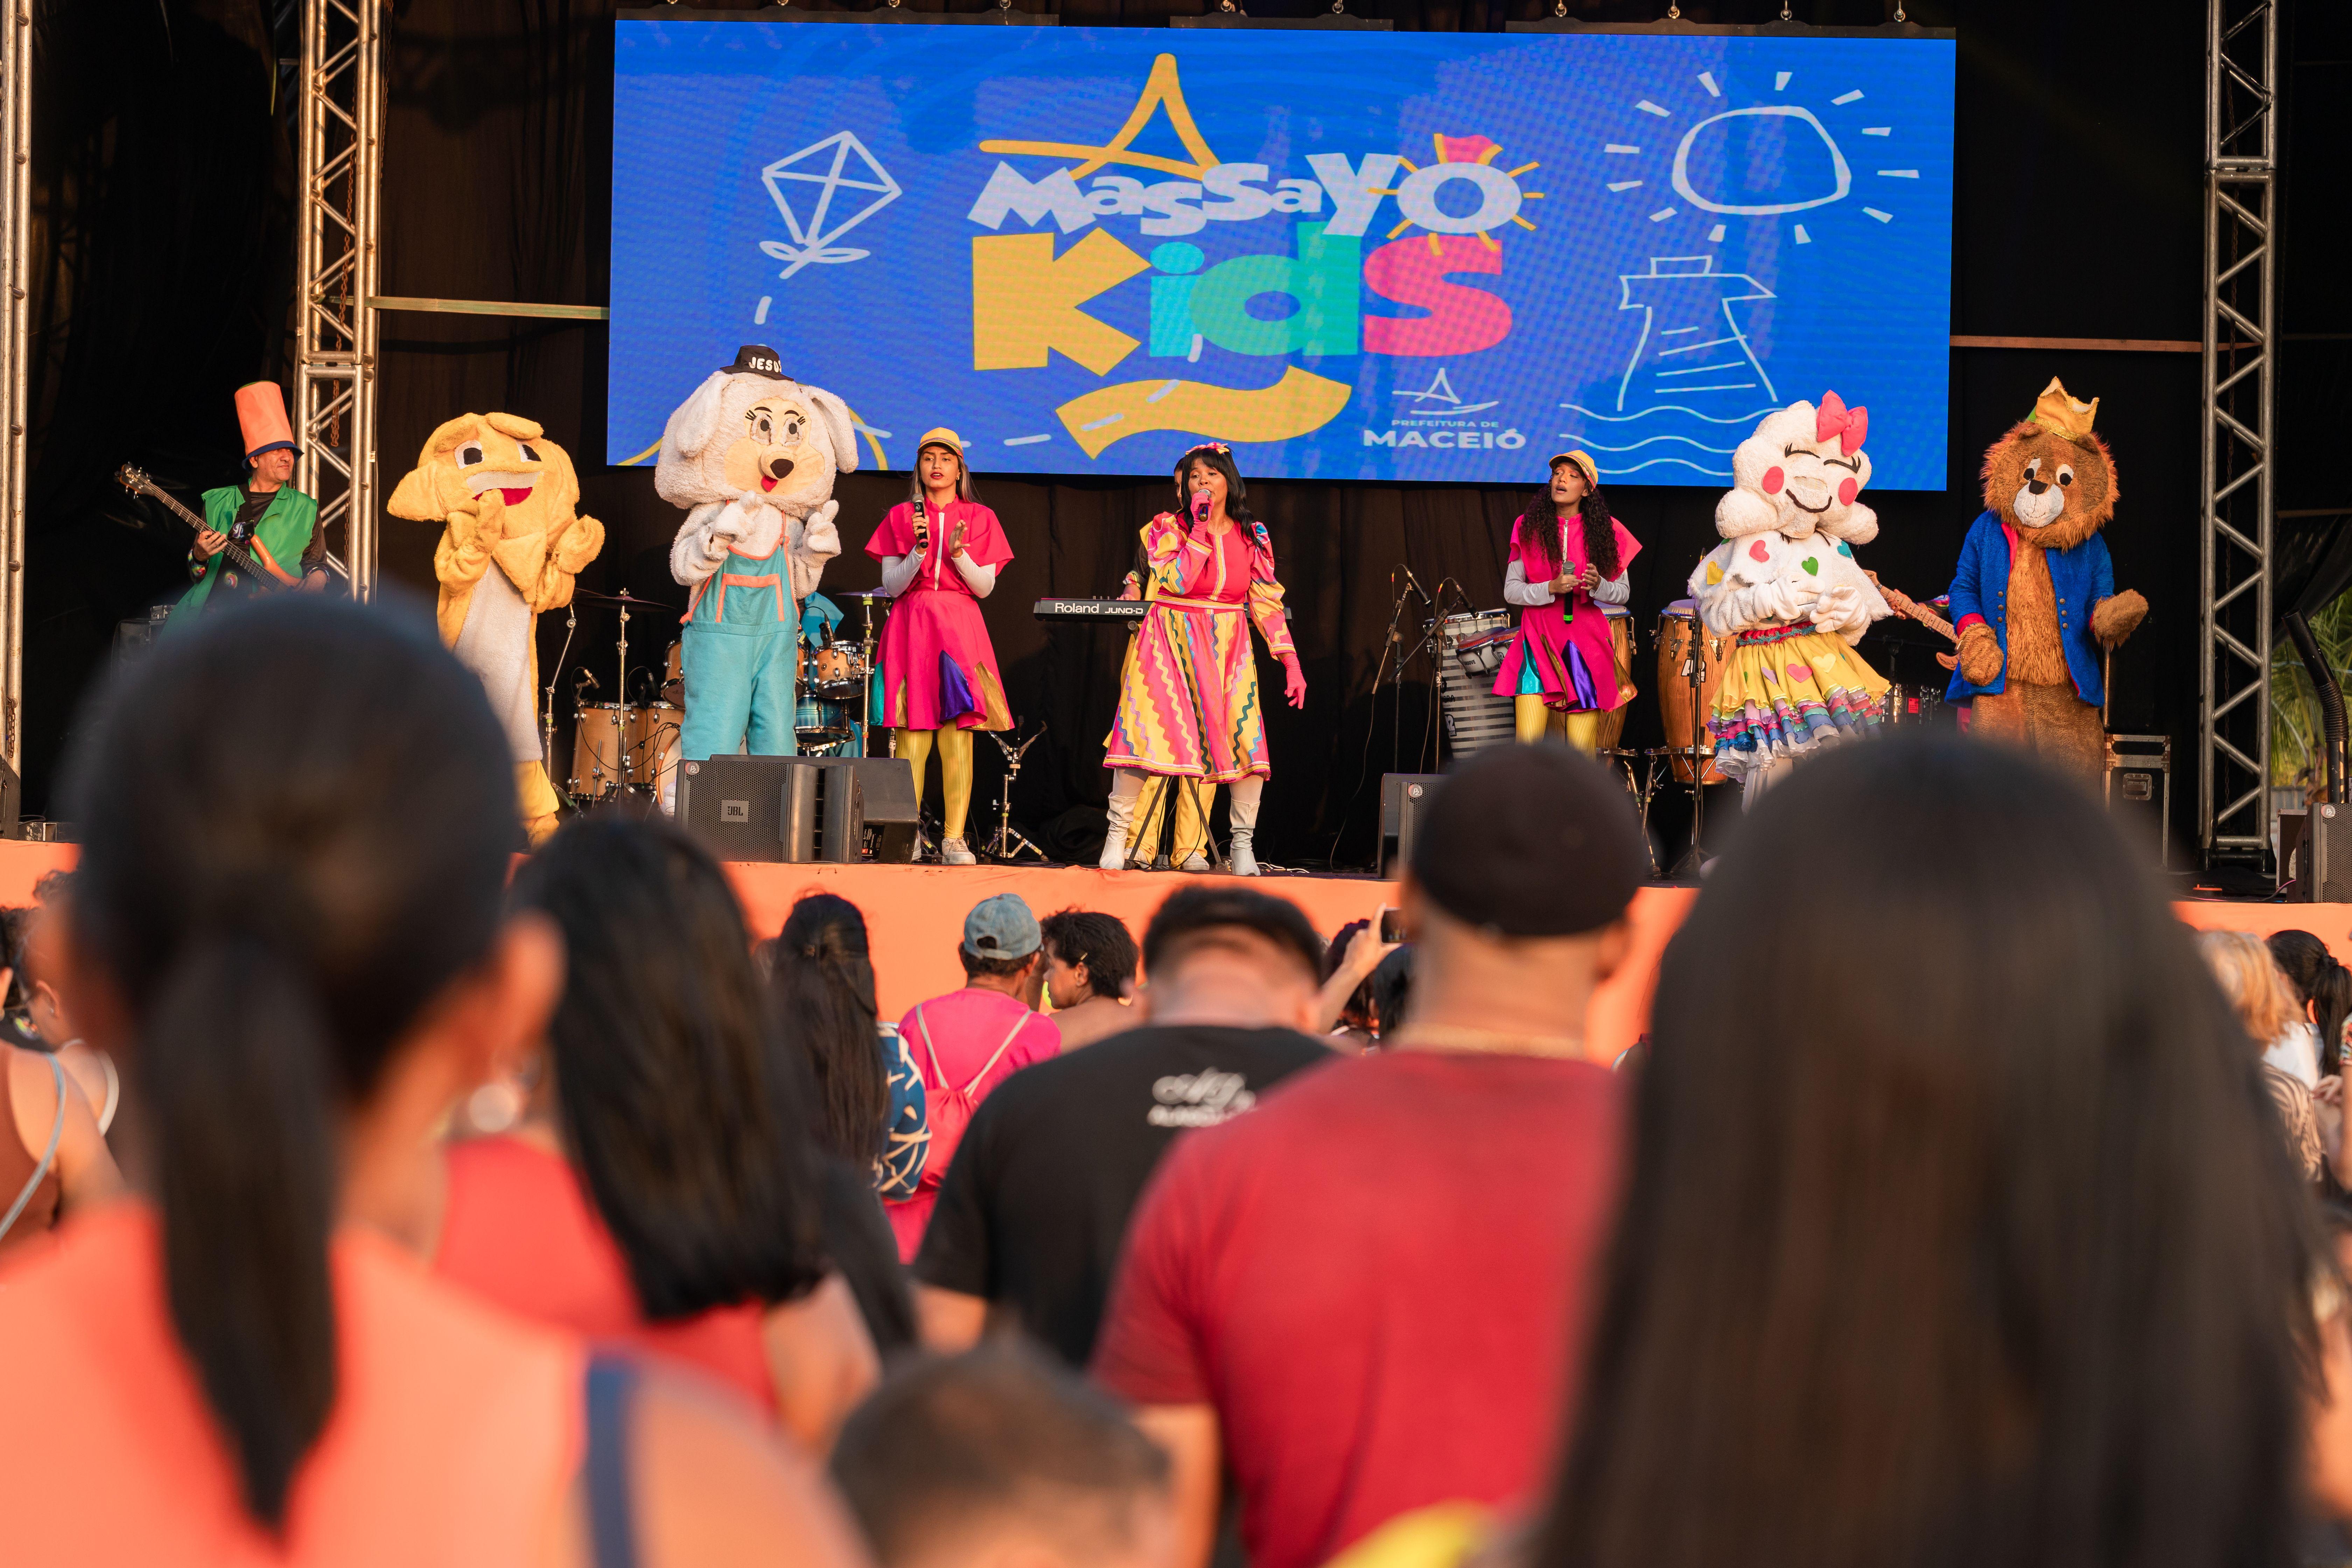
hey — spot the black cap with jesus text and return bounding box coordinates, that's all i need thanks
[1409,743,1645,937]
[724,345,788,380]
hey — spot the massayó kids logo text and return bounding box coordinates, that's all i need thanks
[960,54,1544,458]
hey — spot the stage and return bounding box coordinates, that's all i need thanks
[0,840,2339,1063]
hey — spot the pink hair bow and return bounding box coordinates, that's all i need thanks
[1816,391,1868,455]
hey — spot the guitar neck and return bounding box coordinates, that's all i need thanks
[141,482,288,587]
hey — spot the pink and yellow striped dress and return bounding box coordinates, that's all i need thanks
[1104,512,1296,783]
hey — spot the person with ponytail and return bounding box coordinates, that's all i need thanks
[2264,929,2346,1085]
[1494,450,1641,752]
[0,597,868,1566]
[1101,442,1306,877]
[434,816,882,1454]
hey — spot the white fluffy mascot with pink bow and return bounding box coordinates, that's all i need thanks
[1687,392,1893,804]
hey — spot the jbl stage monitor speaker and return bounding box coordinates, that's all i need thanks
[678,756,919,863]
[2288,803,2352,903]
[1379,773,1447,878]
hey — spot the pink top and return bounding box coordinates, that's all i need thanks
[434,1135,776,1418]
[864,500,1013,599]
[884,987,1060,1259]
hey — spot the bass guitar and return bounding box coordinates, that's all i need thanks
[114,463,301,592]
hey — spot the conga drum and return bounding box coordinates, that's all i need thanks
[1654,601,1727,784]
[1595,603,1638,751]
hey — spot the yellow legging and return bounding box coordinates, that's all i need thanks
[893,724,975,842]
[1125,774,1211,866]
[1514,697,1601,755]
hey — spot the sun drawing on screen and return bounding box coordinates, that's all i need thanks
[1601,66,1911,244]
[1377,134,1548,254]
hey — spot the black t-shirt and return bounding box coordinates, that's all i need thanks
[817,1154,917,1358]
[913,1023,1333,1367]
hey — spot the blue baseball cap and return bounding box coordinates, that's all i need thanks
[963,892,1041,961]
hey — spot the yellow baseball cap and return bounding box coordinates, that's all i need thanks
[1548,449,1598,488]
[917,428,965,460]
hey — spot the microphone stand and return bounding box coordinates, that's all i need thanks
[544,602,577,806]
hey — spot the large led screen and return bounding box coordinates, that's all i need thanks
[611,20,1954,486]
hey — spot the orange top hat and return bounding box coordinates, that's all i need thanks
[234,381,300,464]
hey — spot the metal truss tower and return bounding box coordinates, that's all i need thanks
[293,0,383,596]
[2199,0,2278,862]
[0,0,29,816]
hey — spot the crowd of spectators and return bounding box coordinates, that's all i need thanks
[1,595,2350,1568]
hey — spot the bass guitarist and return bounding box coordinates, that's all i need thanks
[176,381,328,621]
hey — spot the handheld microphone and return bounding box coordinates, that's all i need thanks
[1191,489,1212,526]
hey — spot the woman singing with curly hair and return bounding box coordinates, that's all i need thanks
[1100,443,1306,877]
[1496,449,1641,752]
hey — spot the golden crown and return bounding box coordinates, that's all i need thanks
[2027,377,2099,443]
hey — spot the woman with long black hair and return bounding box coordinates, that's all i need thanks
[1528,735,2316,1568]
[1494,450,1640,751]
[0,597,864,1564]
[1101,442,1306,876]
[773,892,929,1201]
[435,817,881,1452]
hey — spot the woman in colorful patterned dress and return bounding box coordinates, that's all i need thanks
[1100,443,1306,877]
[866,429,1013,865]
[1494,450,1642,752]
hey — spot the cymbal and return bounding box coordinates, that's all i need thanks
[829,587,892,600]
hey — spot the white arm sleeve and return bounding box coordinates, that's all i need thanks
[1591,570,1631,607]
[950,551,999,597]
[1503,559,1554,607]
[879,551,923,597]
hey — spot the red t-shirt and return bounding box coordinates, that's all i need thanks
[1091,1051,1623,1568]
[434,1134,776,1418]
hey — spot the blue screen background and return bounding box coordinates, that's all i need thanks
[611,22,1953,487]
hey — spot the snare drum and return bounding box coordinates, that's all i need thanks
[1654,601,1728,785]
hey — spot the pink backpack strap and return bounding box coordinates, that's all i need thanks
[962,1011,1034,1096]
[914,1004,948,1086]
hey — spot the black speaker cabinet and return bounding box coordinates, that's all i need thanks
[677,755,918,863]
[1379,773,1447,878]
[2286,803,2352,904]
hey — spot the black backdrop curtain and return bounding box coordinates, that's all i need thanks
[23,0,2255,869]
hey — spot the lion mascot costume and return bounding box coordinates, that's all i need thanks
[388,412,605,844]
[1688,391,1892,804]
[657,344,850,762]
[1944,378,2147,779]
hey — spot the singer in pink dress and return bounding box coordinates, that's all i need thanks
[864,429,1012,864]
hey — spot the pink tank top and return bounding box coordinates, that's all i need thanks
[435,1134,778,1418]
[0,1203,582,1566]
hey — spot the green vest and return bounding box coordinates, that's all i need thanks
[172,484,320,623]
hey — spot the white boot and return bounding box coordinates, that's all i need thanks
[1099,772,1142,870]
[941,837,977,866]
[1227,776,1264,877]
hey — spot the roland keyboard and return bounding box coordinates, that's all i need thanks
[1033,597,1147,623]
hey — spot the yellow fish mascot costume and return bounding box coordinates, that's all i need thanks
[656,344,851,762]
[387,413,606,844]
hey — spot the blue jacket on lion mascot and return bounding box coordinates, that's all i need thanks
[1945,378,2148,780]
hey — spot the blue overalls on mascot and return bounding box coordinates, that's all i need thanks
[657,345,854,761]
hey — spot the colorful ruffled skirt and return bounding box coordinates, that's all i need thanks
[1705,623,1889,779]
[879,589,1010,732]
[1104,596,1268,782]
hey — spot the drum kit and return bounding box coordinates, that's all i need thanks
[559,586,890,810]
